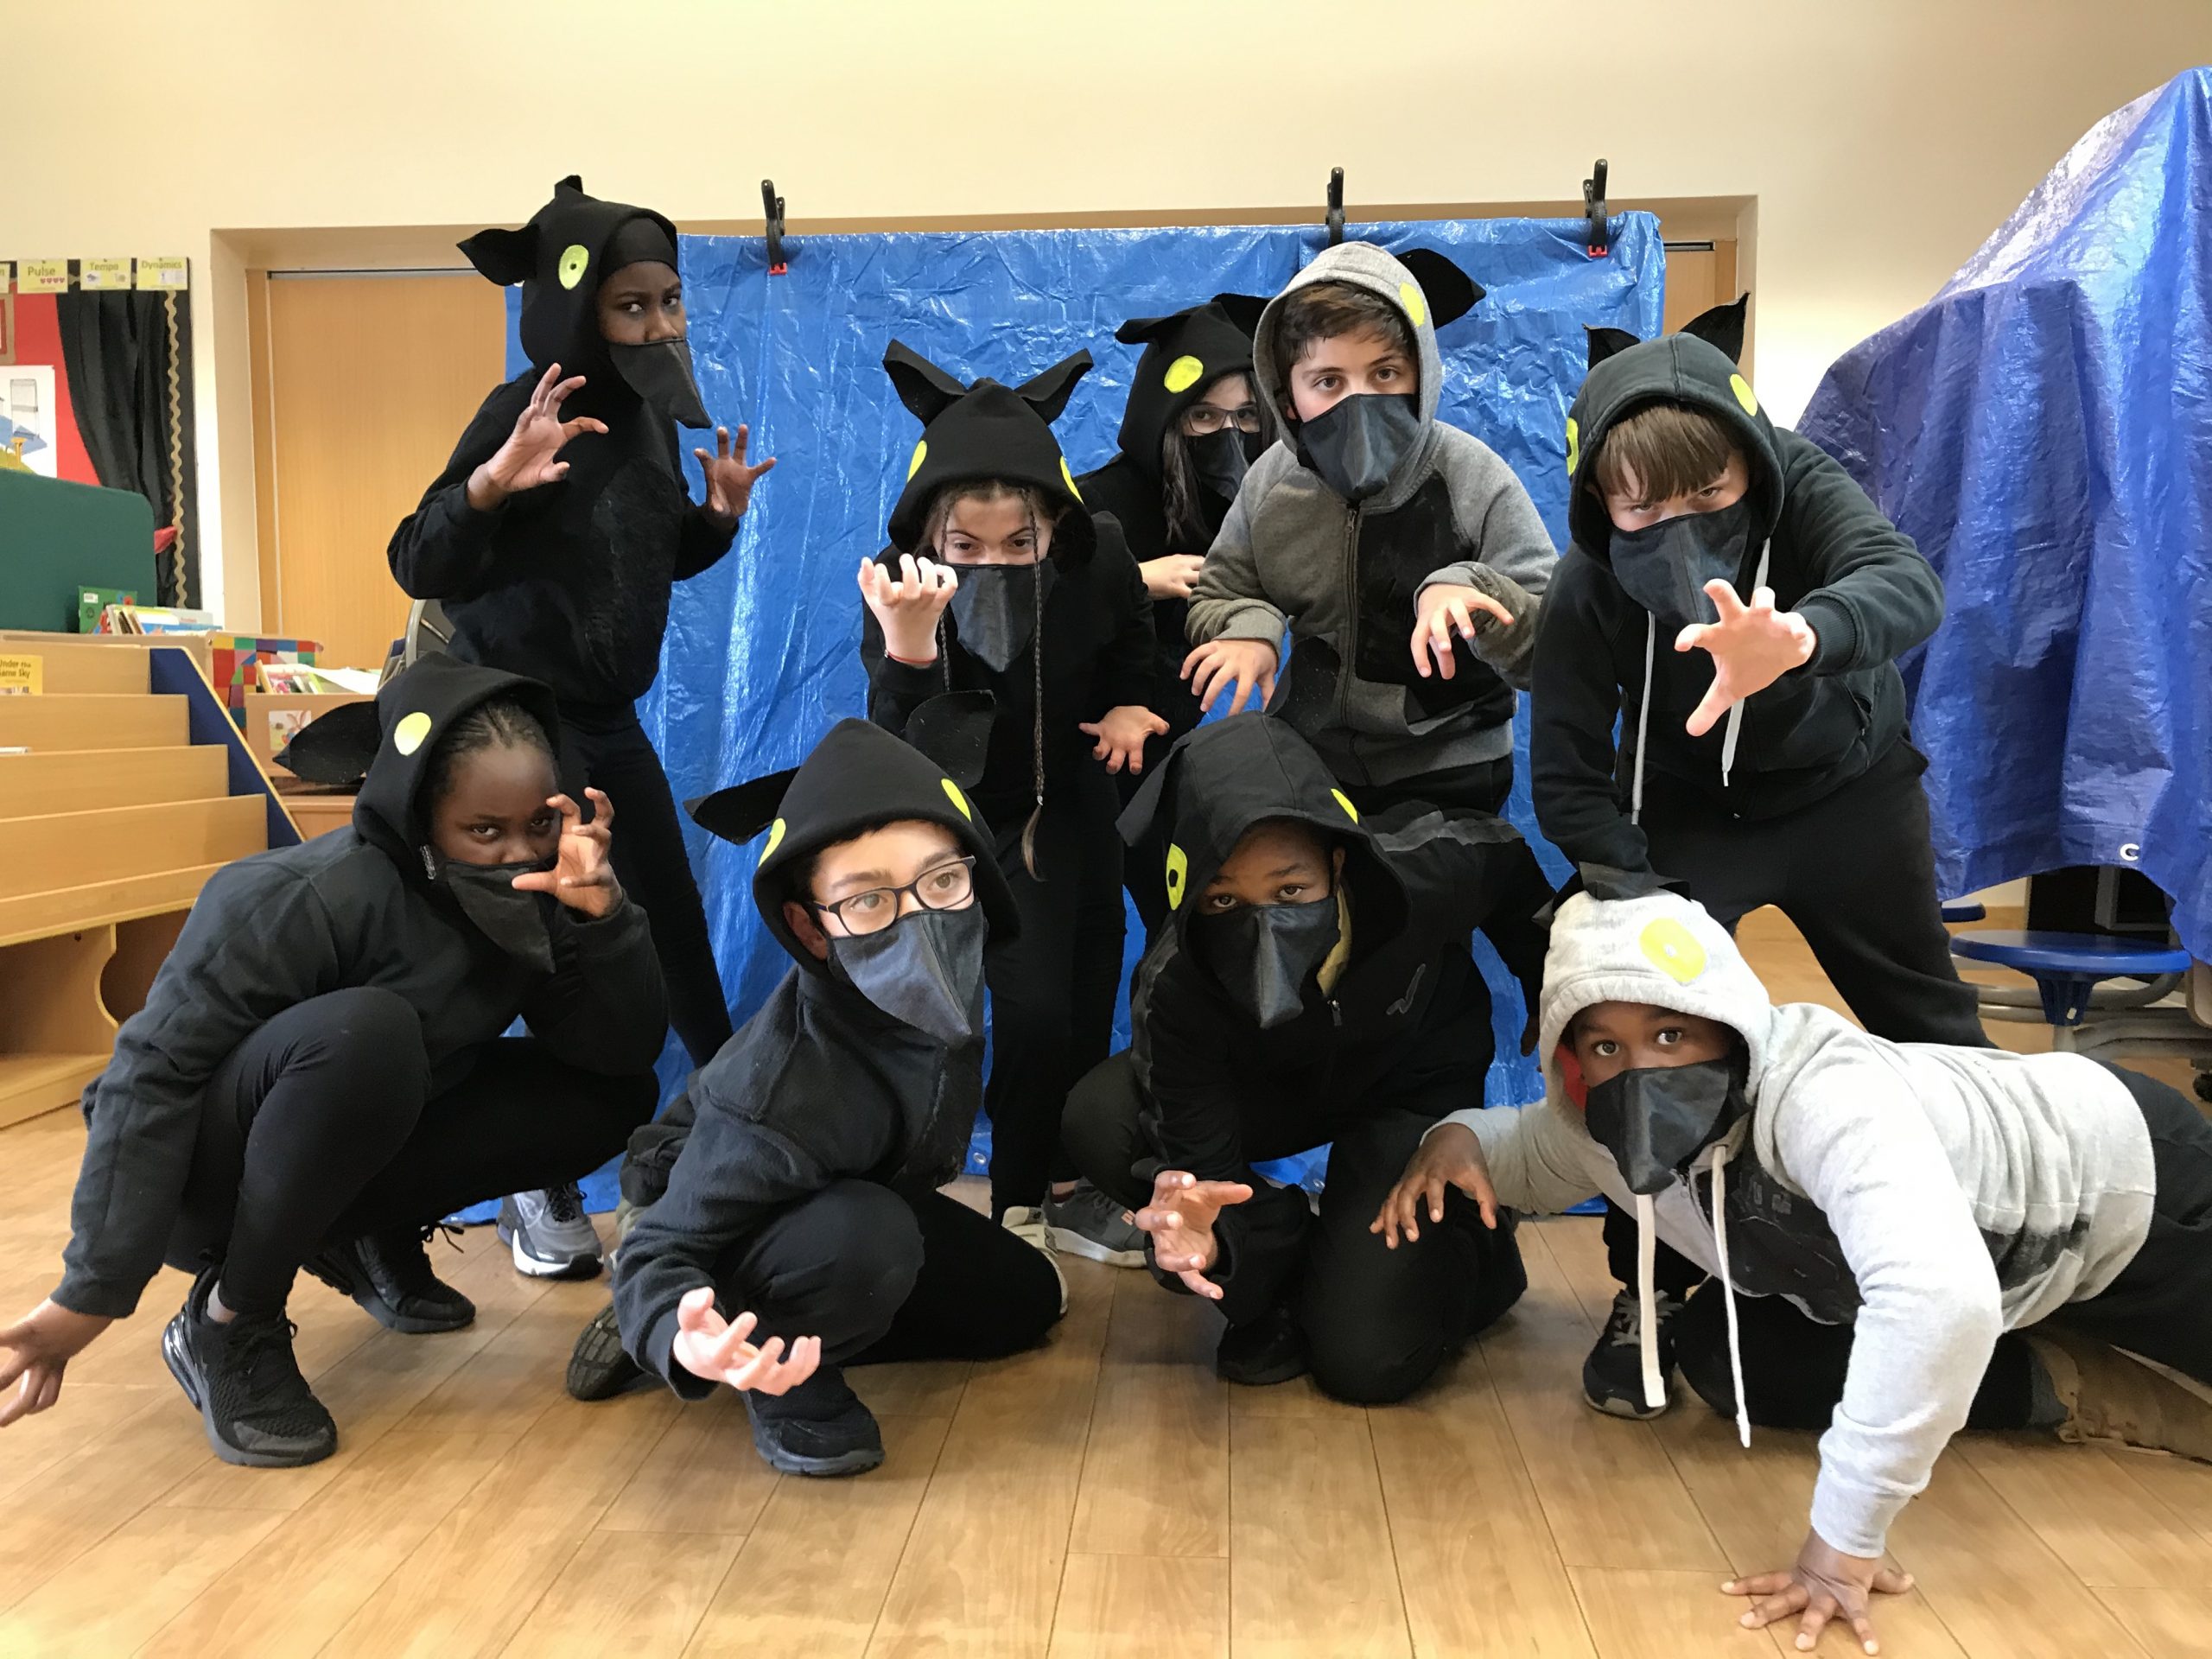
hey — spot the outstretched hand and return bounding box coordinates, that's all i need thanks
[695,423,777,525]
[1080,706,1170,774]
[510,788,622,919]
[468,363,609,508]
[1371,1122,1500,1248]
[1726,1530,1914,1655]
[1675,580,1816,737]
[1134,1170,1254,1300]
[1410,583,1515,681]
[669,1288,822,1395]
[0,1300,114,1427]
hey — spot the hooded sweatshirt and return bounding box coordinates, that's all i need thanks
[1119,715,1554,1323]
[388,178,733,708]
[1436,891,2155,1559]
[611,715,1020,1398]
[1185,243,1556,790]
[1077,295,1268,741]
[53,656,669,1320]
[1530,334,1946,871]
[861,343,1155,838]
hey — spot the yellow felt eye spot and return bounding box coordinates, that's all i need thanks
[1164,843,1188,910]
[906,439,928,480]
[1163,354,1205,394]
[757,817,787,866]
[941,778,972,821]
[392,711,433,756]
[1060,456,1083,502]
[1399,283,1427,328]
[557,244,589,290]
[1565,416,1580,476]
[1331,788,1359,823]
[1639,918,1708,984]
[1730,373,1759,417]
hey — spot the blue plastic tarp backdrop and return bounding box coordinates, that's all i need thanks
[1800,69,2212,958]
[500,213,1664,1197]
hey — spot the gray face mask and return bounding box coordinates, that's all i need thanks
[1607,498,1751,624]
[947,562,1046,675]
[609,336,712,429]
[1296,392,1421,502]
[425,850,557,974]
[826,903,989,1045]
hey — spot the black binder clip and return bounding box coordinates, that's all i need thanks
[761,179,788,276]
[1583,159,1610,258]
[1325,167,1345,246]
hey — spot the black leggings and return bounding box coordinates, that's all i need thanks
[1675,1066,2212,1427]
[165,988,658,1317]
[563,701,734,1071]
[982,791,1126,1216]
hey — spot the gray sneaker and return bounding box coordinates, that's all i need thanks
[497,1185,603,1280]
[1043,1182,1147,1269]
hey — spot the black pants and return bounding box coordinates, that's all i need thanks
[701,1180,1063,1374]
[1339,755,1514,819]
[166,988,658,1317]
[562,701,734,1071]
[983,790,1126,1216]
[1605,739,1989,1298]
[1675,1066,2212,1427]
[1065,1051,1527,1404]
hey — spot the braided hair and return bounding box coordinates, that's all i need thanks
[423,696,556,813]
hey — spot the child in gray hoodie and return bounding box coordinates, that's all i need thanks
[1376,884,2212,1653]
[1182,243,1554,814]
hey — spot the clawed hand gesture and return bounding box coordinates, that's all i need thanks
[1133,1170,1254,1300]
[859,555,959,664]
[1410,583,1515,681]
[469,364,609,508]
[695,424,777,525]
[1675,580,1817,737]
[669,1288,822,1395]
[1081,706,1171,774]
[510,788,622,919]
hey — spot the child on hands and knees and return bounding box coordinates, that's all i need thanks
[1529,302,1990,1420]
[857,342,1164,1272]
[607,715,1062,1477]
[1183,243,1554,816]
[0,658,664,1466]
[1379,879,2212,1652]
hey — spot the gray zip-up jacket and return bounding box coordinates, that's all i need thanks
[1185,242,1556,788]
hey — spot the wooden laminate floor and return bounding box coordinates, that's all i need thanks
[1,916,2206,1657]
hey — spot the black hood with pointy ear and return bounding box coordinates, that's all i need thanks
[1112,294,1267,482]
[882,342,1098,565]
[350,654,565,873]
[459,175,683,388]
[1116,716,1403,955]
[687,707,1019,977]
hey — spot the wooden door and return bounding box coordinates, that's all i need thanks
[1661,239,1747,374]
[250,272,508,671]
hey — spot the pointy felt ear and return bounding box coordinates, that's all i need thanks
[1576,863,1680,903]
[457,226,537,286]
[1397,250,1484,327]
[1211,293,1269,338]
[271,701,382,785]
[882,340,970,425]
[686,768,799,846]
[1114,313,1179,346]
[1680,292,1749,365]
[554,174,588,199]
[1113,741,1180,849]
[1586,325,1641,372]
[906,690,996,791]
[1014,350,1093,425]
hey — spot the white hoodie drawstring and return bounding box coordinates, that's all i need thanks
[1709,1141,1751,1448]
[1716,540,1773,791]
[1635,1193,1664,1410]
[1630,614,1656,825]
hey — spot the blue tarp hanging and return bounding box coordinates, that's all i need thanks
[1799,70,2212,957]
[500,213,1663,1199]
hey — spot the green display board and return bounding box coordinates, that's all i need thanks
[0,471,158,632]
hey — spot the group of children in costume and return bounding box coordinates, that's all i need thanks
[4,178,2209,1653]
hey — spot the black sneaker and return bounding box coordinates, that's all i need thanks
[565,1302,647,1402]
[1583,1287,1682,1419]
[161,1267,337,1468]
[1216,1302,1308,1387]
[743,1366,886,1478]
[307,1227,475,1335]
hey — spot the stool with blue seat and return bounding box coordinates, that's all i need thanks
[1940,900,1986,924]
[1951,930,2209,1071]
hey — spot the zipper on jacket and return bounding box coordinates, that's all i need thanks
[1333,502,1360,728]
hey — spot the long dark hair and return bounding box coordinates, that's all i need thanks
[1159,372,1270,550]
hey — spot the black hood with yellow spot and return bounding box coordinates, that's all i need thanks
[1109,295,1268,482]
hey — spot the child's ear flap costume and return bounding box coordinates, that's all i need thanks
[1679,293,1751,365]
[1211,292,1271,338]
[903,690,995,791]
[882,341,973,425]
[1013,351,1094,425]
[271,700,385,786]
[1396,249,1486,328]
[685,770,798,847]
[457,226,537,287]
[1585,324,1643,372]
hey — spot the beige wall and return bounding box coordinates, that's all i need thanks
[11,1,2207,626]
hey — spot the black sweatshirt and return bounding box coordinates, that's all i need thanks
[1120,717,1553,1325]
[1076,458,1211,741]
[1531,333,1946,872]
[54,658,668,1319]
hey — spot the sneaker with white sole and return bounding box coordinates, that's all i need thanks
[1001,1205,1069,1314]
[1043,1182,1147,1268]
[497,1184,603,1280]
[1583,1286,1681,1419]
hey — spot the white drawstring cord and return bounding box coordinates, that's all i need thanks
[1635,1192,1664,1411]
[1630,613,1655,824]
[1710,1143,1751,1448]
[1717,540,1771,791]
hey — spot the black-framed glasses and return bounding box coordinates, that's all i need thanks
[810,856,976,936]
[1181,404,1263,436]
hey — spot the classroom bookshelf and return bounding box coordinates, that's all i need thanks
[0,635,303,1128]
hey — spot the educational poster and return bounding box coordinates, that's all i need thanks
[0,365,56,477]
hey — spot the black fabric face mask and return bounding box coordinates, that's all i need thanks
[1203,893,1340,1029]
[1296,393,1421,503]
[826,903,989,1045]
[1189,427,1256,501]
[609,336,712,429]
[946,562,1046,674]
[1607,498,1751,625]
[1582,1058,1749,1196]
[429,853,558,974]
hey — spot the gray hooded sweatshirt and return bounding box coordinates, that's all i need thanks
[1438,891,2154,1558]
[1185,243,1555,789]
